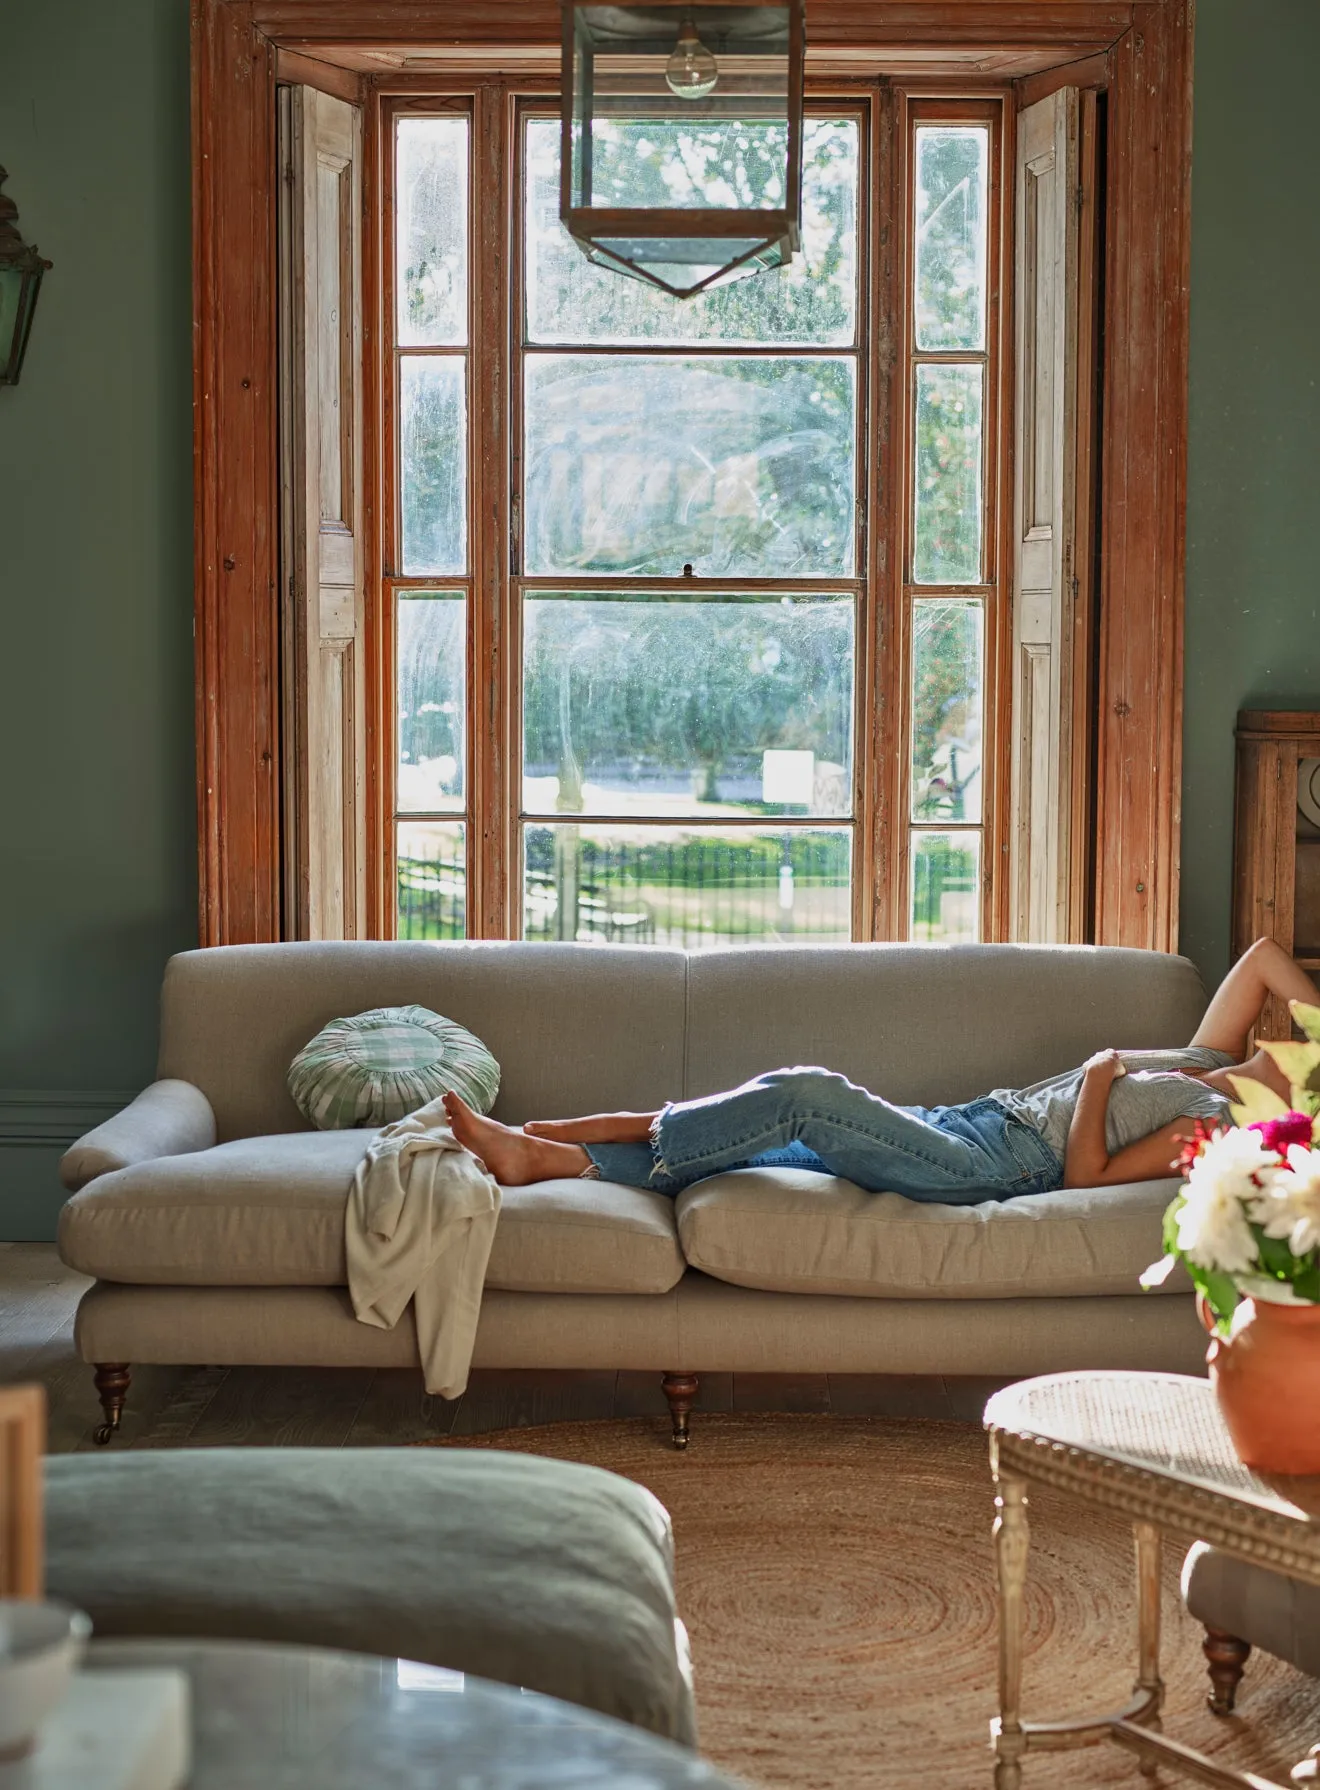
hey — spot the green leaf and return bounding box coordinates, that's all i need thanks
[1228,1076,1289,1123]
[1291,1000,1320,1045]
[1254,1231,1298,1278]
[1262,1041,1320,1087]
[1295,1260,1320,1303]
[1162,1195,1185,1257]
[1197,1269,1241,1335]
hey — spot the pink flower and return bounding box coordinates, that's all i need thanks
[1250,1111,1316,1155]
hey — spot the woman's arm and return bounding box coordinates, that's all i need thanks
[1190,938,1320,1056]
[1063,1050,1196,1188]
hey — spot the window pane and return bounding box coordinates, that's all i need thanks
[524,824,851,947]
[526,117,857,346]
[397,594,465,814]
[910,830,980,942]
[397,820,466,939]
[397,118,468,347]
[914,126,988,352]
[912,363,982,585]
[401,357,466,574]
[523,596,853,818]
[524,355,855,576]
[911,599,983,823]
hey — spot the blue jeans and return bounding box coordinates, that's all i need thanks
[583,1066,1062,1203]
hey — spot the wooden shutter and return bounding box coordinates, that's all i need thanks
[1008,87,1084,942]
[277,84,366,940]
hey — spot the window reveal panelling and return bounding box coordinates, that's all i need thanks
[898,99,1006,947]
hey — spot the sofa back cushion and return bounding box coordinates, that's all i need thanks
[158,939,1208,1143]
[159,942,687,1141]
[683,944,1209,1106]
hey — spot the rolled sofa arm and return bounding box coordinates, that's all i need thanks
[60,1080,217,1192]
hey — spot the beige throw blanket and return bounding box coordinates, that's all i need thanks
[345,1097,501,1399]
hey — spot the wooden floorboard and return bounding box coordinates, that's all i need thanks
[733,1372,831,1414]
[179,1366,379,1449]
[449,1368,618,1437]
[345,1369,461,1447]
[2,1246,979,1449]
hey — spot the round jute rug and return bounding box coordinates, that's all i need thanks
[426,1413,1320,1788]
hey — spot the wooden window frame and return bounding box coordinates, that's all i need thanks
[194,0,1194,954]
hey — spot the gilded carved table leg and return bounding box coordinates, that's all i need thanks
[1133,1520,1165,1778]
[992,1470,1030,1790]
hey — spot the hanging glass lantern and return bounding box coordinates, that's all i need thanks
[560,1,805,299]
[0,168,52,388]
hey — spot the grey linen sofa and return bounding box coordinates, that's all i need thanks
[58,941,1210,1447]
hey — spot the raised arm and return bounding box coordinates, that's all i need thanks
[1063,1050,1195,1189]
[1190,938,1320,1057]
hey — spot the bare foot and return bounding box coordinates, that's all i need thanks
[442,1092,591,1185]
[523,1111,659,1144]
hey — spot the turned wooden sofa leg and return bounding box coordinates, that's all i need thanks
[661,1373,699,1450]
[93,1363,131,1446]
[1203,1624,1251,1714]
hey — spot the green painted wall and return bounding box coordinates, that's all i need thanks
[1180,0,1320,981]
[0,0,196,1237]
[0,0,1314,1235]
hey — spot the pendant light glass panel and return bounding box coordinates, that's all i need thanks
[561,1,804,298]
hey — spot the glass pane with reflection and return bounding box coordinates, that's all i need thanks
[914,126,988,352]
[401,356,466,574]
[397,117,468,347]
[523,595,853,818]
[523,823,852,947]
[910,830,980,942]
[525,116,858,347]
[524,354,855,577]
[911,598,983,824]
[397,820,466,939]
[397,593,465,814]
[912,363,982,585]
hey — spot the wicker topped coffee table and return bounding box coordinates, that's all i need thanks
[984,1370,1320,1789]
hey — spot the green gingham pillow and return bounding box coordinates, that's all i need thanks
[288,1005,500,1131]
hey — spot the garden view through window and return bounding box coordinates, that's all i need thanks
[389,97,996,947]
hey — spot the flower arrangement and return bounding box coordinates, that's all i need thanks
[1141,1000,1320,1332]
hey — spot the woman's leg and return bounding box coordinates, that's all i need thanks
[440,1093,598,1184]
[646,1067,1017,1198]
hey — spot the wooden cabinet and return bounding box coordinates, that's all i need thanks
[1234,710,1320,1038]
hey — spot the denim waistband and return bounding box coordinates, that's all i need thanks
[979,1096,1064,1186]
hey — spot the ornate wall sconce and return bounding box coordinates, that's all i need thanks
[0,168,52,387]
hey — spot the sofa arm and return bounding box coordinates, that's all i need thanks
[60,1080,217,1192]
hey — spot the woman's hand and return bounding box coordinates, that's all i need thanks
[1082,1049,1126,1081]
[1064,1052,1125,1188]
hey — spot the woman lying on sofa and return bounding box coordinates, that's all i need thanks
[443,938,1319,1203]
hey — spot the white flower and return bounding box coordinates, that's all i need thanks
[1175,1128,1277,1275]
[1251,1143,1320,1259]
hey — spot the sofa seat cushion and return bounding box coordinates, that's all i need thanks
[58,1132,685,1295]
[675,1168,1187,1299]
[44,1448,695,1744]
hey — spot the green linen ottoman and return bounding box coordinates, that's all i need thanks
[43,1447,696,1745]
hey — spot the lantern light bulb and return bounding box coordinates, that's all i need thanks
[665,21,719,100]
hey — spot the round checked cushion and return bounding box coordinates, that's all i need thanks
[288,1004,500,1130]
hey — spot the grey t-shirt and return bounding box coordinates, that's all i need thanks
[989,1048,1237,1164]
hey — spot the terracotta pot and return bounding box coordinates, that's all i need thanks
[1201,1294,1320,1475]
